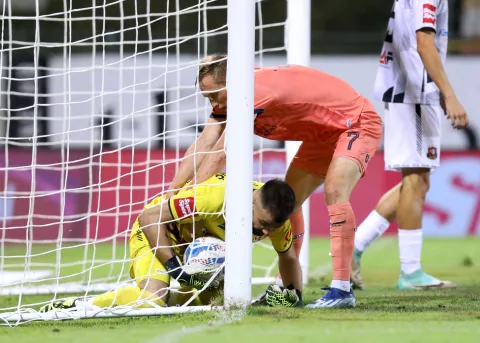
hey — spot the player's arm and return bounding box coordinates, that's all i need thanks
[138,201,179,267]
[169,117,226,193]
[193,130,226,185]
[415,1,468,129]
[264,225,303,307]
[277,245,303,292]
[138,198,219,290]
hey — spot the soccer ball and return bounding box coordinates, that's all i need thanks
[183,236,226,277]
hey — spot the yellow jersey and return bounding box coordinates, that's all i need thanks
[168,172,292,253]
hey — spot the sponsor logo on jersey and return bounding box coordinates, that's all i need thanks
[173,197,195,217]
[422,4,436,25]
[330,220,346,228]
[256,123,277,138]
[427,146,438,160]
[135,228,143,242]
[379,50,393,65]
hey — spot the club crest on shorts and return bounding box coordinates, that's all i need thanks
[427,146,438,160]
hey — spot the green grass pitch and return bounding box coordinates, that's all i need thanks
[0,237,479,343]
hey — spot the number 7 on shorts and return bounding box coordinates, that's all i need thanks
[347,132,359,150]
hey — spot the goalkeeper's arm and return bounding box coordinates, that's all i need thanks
[169,117,226,193]
[278,244,303,292]
[138,201,219,290]
[264,246,303,307]
[138,200,178,268]
[193,130,226,185]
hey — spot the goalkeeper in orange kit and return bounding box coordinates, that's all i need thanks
[40,173,303,312]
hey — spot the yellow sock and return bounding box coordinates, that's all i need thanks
[92,286,166,309]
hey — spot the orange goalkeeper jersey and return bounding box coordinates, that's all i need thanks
[211,64,367,142]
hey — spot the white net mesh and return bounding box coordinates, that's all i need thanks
[0,0,294,324]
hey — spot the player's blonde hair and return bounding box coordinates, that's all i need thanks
[198,54,227,85]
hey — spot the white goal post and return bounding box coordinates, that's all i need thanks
[0,0,311,324]
[285,0,311,285]
[224,0,255,308]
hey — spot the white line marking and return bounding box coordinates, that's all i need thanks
[0,270,53,286]
[147,309,245,343]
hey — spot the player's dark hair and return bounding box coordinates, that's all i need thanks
[198,54,228,85]
[260,179,296,226]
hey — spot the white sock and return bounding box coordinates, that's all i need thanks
[354,210,390,252]
[275,277,284,288]
[330,280,350,292]
[398,229,423,275]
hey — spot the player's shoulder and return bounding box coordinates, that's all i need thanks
[409,0,447,12]
[270,218,291,237]
[280,219,292,233]
[202,172,227,185]
[269,219,292,252]
[202,176,263,190]
[197,173,227,198]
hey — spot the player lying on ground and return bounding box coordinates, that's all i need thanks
[165,55,383,308]
[350,0,468,290]
[40,173,303,312]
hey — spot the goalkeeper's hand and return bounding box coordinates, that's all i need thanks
[182,271,221,291]
[265,284,302,308]
[165,255,220,291]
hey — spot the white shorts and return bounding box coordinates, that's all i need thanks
[384,103,442,172]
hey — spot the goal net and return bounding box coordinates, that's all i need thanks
[0,0,309,324]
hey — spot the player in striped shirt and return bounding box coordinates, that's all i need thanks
[351,0,469,290]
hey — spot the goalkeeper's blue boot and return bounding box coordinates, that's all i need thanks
[305,287,356,308]
[397,269,456,290]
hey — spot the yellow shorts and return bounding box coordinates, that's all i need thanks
[128,196,187,286]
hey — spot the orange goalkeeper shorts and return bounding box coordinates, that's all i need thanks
[290,100,382,179]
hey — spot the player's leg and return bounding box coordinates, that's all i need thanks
[304,157,362,308]
[91,281,168,309]
[397,167,455,289]
[94,247,170,309]
[382,103,455,289]
[307,102,383,308]
[351,182,400,289]
[90,220,173,309]
[39,218,171,313]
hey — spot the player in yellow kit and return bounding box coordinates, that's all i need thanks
[40,173,302,312]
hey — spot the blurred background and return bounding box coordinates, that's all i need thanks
[0,0,479,245]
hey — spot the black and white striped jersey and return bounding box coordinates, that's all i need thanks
[373,0,449,105]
